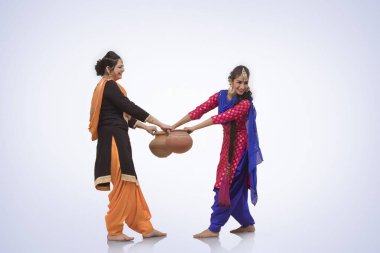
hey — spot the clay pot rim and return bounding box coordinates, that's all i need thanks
[155,129,189,135]
[154,131,170,135]
[171,129,187,133]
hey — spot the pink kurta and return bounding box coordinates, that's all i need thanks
[188,92,250,188]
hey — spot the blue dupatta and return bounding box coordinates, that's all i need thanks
[218,90,263,205]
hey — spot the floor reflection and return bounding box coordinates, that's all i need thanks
[107,236,166,253]
[107,240,133,253]
[129,237,166,253]
[197,233,255,253]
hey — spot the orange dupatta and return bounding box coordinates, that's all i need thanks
[89,78,128,141]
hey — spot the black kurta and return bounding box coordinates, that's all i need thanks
[94,80,149,190]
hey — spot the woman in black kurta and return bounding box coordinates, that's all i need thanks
[89,51,170,241]
[94,79,150,190]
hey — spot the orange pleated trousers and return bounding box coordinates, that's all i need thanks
[105,137,154,236]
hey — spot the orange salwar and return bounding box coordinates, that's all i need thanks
[105,137,154,236]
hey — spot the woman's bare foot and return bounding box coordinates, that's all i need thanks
[230,225,255,233]
[107,233,134,241]
[143,229,167,238]
[193,229,219,238]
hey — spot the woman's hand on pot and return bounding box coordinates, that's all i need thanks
[184,126,195,134]
[145,125,158,135]
[159,123,173,132]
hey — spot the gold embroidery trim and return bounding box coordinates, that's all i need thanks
[95,175,111,186]
[95,174,139,190]
[95,175,111,191]
[121,174,139,185]
[122,174,139,186]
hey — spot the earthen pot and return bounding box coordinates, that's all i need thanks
[165,130,193,154]
[149,131,172,158]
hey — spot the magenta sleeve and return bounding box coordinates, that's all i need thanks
[188,92,219,120]
[211,100,250,124]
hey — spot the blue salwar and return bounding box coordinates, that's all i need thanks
[209,150,255,232]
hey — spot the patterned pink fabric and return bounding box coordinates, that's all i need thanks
[188,92,250,188]
[188,92,219,120]
[211,100,250,124]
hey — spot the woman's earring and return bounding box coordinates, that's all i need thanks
[106,67,112,79]
[228,85,233,93]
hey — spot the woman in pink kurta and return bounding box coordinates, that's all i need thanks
[189,92,250,189]
[172,65,263,238]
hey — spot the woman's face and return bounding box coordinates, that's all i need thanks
[110,59,125,81]
[231,74,249,96]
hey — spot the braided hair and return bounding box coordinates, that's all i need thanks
[227,66,252,164]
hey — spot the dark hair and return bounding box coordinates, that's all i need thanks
[228,65,253,165]
[95,51,121,76]
[228,65,250,82]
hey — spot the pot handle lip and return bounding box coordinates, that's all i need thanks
[154,131,170,135]
[170,129,189,133]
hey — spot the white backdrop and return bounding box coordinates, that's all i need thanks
[0,0,379,252]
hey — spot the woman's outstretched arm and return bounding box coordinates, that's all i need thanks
[135,121,157,135]
[145,115,172,132]
[184,118,213,133]
[172,92,219,129]
[172,114,191,129]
